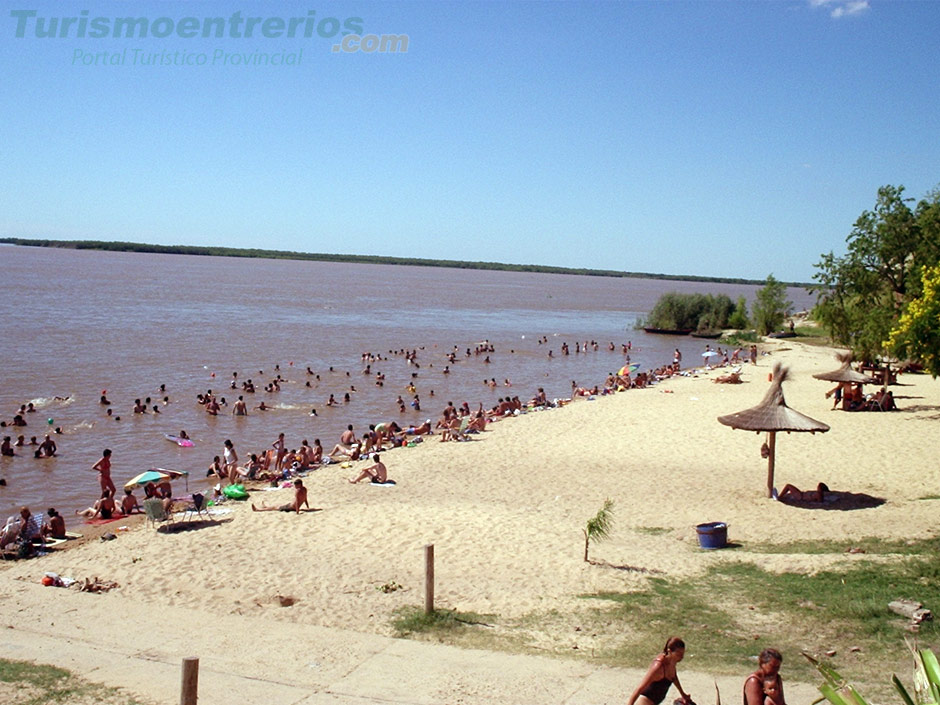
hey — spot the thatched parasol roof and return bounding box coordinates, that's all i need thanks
[811,352,876,384]
[718,363,830,433]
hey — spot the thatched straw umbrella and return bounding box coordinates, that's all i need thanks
[718,363,830,498]
[811,352,876,385]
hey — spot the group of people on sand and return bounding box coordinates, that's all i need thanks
[826,382,897,412]
[629,638,788,705]
[1,506,67,552]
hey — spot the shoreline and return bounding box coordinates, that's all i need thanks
[2,339,937,701]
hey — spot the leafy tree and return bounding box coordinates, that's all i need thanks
[643,292,735,331]
[886,263,940,378]
[728,295,750,329]
[752,274,792,336]
[813,185,940,362]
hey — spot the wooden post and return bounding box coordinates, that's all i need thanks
[766,431,777,498]
[181,657,199,705]
[424,543,434,614]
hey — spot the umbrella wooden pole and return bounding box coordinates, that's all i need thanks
[766,431,777,498]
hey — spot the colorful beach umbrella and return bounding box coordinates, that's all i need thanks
[124,470,169,489]
[618,364,640,376]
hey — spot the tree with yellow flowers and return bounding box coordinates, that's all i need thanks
[887,263,940,378]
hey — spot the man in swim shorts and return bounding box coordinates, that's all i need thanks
[349,454,389,484]
[251,479,313,514]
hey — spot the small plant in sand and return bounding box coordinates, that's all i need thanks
[583,498,614,562]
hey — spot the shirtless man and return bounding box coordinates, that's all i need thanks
[121,488,142,515]
[92,449,116,495]
[41,508,66,539]
[1,436,14,456]
[349,454,389,484]
[36,434,57,458]
[337,425,357,452]
[251,478,313,513]
[232,396,248,416]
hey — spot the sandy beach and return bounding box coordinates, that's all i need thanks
[2,340,938,703]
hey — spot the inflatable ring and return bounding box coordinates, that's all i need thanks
[222,484,249,500]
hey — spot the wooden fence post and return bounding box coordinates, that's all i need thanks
[424,543,434,614]
[181,657,199,705]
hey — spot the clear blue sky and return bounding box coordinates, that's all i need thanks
[1,0,938,281]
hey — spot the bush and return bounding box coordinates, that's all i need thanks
[644,292,736,332]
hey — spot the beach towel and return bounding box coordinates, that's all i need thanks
[370,480,397,487]
[84,515,125,525]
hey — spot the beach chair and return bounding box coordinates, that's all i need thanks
[181,493,210,523]
[143,498,174,529]
[453,416,472,441]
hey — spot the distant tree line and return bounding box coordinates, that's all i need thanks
[0,238,811,288]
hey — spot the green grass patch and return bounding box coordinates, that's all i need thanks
[721,330,759,345]
[0,658,150,705]
[577,557,939,692]
[634,526,671,536]
[747,535,940,555]
[391,607,497,637]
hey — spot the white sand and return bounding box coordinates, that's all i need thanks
[2,341,937,702]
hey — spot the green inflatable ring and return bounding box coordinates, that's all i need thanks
[223,484,249,500]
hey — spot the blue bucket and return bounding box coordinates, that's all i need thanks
[696,522,728,550]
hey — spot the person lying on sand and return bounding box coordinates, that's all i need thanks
[349,454,389,484]
[778,482,829,503]
[251,479,315,513]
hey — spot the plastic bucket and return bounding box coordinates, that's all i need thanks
[695,522,728,550]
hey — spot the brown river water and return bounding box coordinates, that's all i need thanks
[0,245,815,523]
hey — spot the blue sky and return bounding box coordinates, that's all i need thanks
[1,0,938,281]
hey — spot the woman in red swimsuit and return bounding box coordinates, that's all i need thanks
[628,637,692,705]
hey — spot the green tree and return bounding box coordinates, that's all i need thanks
[886,263,940,378]
[813,185,940,362]
[728,295,750,329]
[752,274,792,336]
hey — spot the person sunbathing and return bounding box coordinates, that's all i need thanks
[75,490,117,519]
[251,479,313,513]
[41,508,66,539]
[121,488,142,515]
[778,482,829,503]
[349,454,390,484]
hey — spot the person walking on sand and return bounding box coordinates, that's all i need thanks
[627,637,692,705]
[92,449,116,495]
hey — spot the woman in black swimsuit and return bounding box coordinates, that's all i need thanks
[628,637,692,705]
[744,648,785,705]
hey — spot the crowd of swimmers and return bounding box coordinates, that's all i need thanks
[3,336,735,535]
